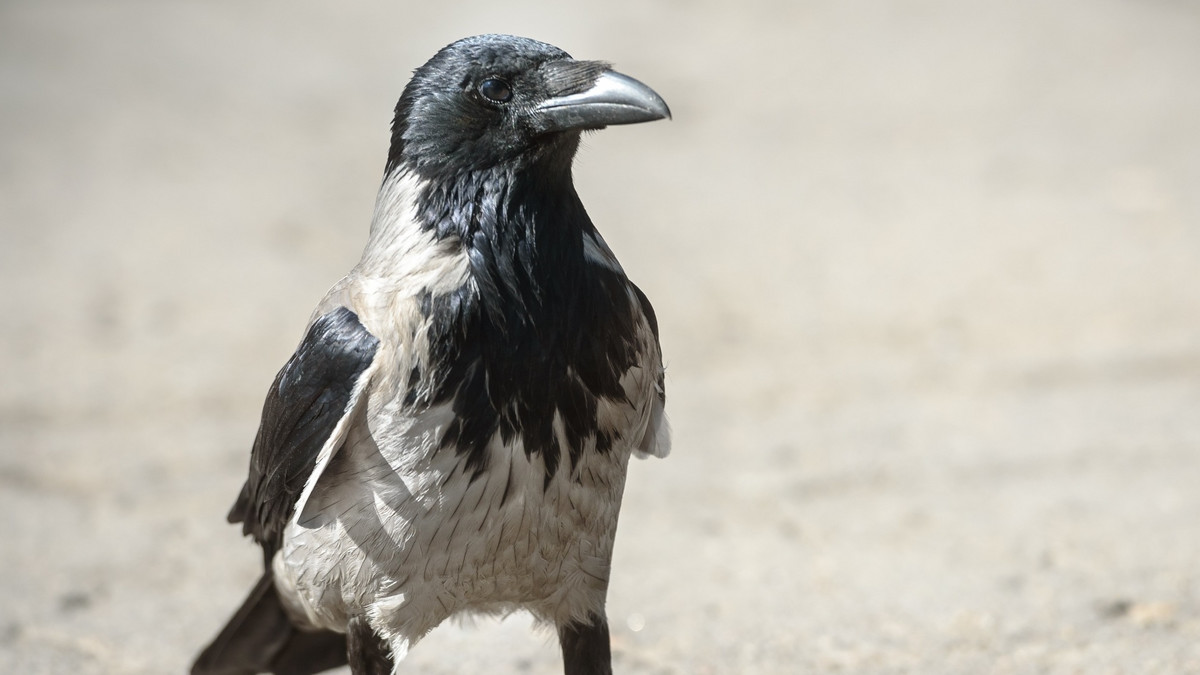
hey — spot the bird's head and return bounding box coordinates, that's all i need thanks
[385,34,670,179]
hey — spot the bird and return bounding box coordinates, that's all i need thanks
[192,34,671,675]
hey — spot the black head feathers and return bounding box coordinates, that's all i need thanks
[385,34,669,178]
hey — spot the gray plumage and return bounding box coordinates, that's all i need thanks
[194,34,670,675]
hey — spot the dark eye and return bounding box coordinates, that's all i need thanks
[478,78,513,103]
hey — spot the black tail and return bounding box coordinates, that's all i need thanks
[192,572,348,675]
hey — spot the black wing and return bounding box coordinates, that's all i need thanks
[228,307,379,558]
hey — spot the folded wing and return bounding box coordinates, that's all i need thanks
[228,307,380,558]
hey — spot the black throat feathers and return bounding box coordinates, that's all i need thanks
[406,156,644,485]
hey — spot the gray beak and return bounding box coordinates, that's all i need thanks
[535,70,671,132]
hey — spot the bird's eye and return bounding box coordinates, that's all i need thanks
[478,78,513,103]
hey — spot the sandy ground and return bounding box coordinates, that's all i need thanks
[3,1,1200,673]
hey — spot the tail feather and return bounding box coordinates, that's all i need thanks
[192,572,348,675]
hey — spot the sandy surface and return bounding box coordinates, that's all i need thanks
[3,1,1200,673]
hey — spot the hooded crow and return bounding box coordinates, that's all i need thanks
[192,34,670,675]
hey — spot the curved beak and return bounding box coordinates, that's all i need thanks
[535,69,671,132]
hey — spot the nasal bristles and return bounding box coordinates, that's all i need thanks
[541,60,612,97]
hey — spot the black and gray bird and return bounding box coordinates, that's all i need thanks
[192,34,670,675]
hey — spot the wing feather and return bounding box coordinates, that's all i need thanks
[630,282,670,458]
[228,307,380,556]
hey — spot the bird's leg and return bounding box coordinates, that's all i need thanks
[347,615,393,675]
[558,611,613,675]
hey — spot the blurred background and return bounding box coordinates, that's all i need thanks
[3,0,1199,672]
